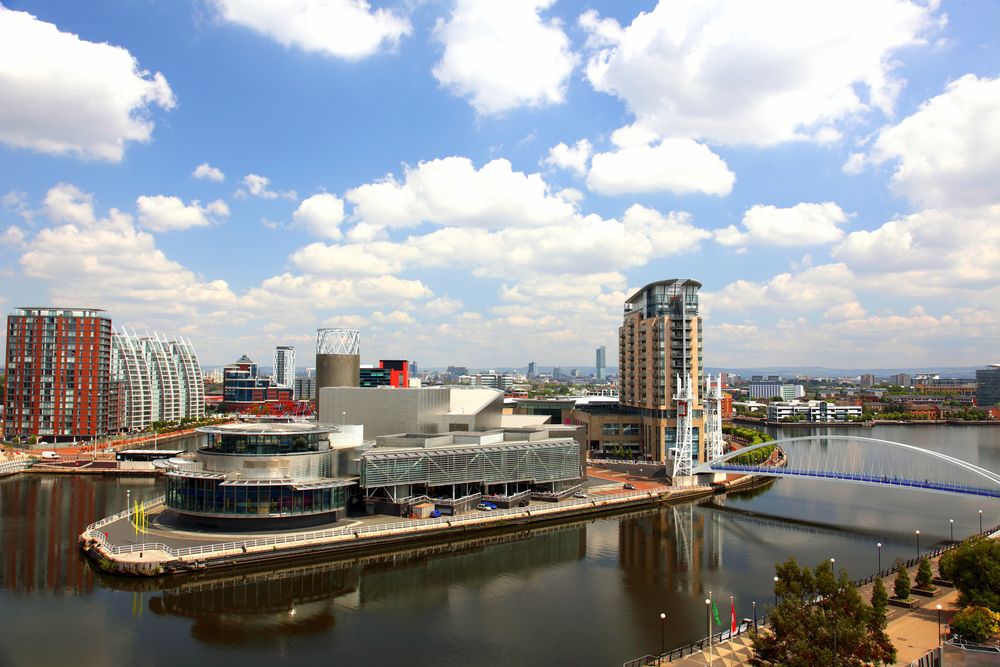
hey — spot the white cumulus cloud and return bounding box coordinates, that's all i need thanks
[0,5,175,161]
[868,74,1000,209]
[432,0,577,114]
[543,139,592,176]
[192,162,225,182]
[213,0,410,60]
[587,138,735,196]
[580,0,939,145]
[239,173,296,200]
[714,202,849,247]
[292,193,346,239]
[136,195,230,232]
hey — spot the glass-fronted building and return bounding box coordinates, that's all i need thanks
[165,422,355,521]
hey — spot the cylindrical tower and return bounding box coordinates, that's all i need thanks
[316,328,360,391]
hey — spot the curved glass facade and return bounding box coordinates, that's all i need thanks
[166,477,348,517]
[164,422,353,519]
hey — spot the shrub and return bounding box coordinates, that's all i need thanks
[950,606,1000,644]
[938,537,1000,611]
[893,560,911,600]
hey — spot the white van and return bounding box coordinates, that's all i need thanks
[40,451,60,460]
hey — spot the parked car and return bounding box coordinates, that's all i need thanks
[623,483,636,490]
[518,500,530,507]
[476,503,494,511]
[481,501,497,510]
[40,451,60,460]
[572,491,587,499]
[429,510,441,518]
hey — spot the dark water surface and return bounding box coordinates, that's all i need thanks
[2,425,999,666]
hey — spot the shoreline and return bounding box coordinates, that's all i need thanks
[732,417,1000,427]
[79,474,770,578]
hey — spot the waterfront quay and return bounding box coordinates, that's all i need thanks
[80,472,767,577]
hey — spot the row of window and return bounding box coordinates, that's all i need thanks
[601,423,641,436]
[166,477,349,516]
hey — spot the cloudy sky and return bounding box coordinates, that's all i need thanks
[0,0,998,369]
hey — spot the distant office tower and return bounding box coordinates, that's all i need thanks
[527,361,537,377]
[977,364,1000,408]
[596,346,606,380]
[272,346,295,388]
[552,367,562,379]
[890,373,912,388]
[294,376,317,401]
[410,361,418,376]
[111,329,205,431]
[860,374,876,387]
[4,307,113,443]
[360,360,410,388]
[618,279,705,464]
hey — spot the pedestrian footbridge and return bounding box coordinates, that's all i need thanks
[692,435,1000,499]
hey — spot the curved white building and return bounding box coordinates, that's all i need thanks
[112,328,205,431]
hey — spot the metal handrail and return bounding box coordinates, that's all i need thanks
[84,489,662,558]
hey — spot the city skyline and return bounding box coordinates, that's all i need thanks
[0,1,998,367]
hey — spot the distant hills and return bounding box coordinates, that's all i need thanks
[705,366,982,379]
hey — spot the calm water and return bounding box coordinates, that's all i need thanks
[2,425,999,666]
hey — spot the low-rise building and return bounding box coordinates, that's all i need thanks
[767,400,862,422]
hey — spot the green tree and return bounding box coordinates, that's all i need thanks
[870,577,889,631]
[950,606,1000,643]
[916,557,935,591]
[939,537,1000,611]
[893,560,911,600]
[752,558,896,666]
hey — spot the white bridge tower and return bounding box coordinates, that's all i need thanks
[672,373,695,478]
[704,374,725,462]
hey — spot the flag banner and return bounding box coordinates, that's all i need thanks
[712,601,721,626]
[730,598,737,633]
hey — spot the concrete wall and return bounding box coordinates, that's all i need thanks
[316,353,359,394]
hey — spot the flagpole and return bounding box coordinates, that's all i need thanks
[705,596,712,666]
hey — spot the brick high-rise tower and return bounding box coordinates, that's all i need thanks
[4,307,113,443]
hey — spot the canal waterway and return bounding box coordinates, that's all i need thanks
[2,425,999,666]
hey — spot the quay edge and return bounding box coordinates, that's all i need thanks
[79,475,771,578]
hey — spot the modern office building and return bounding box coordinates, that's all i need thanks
[618,279,705,464]
[163,421,358,523]
[890,373,912,388]
[111,329,205,432]
[527,361,537,378]
[767,400,862,422]
[294,376,317,402]
[596,346,607,380]
[4,307,113,443]
[223,355,292,411]
[976,364,1000,408]
[272,346,295,388]
[359,359,410,388]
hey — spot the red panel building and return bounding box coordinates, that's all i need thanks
[4,307,113,443]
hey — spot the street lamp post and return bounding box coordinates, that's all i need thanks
[752,600,757,634]
[979,509,983,534]
[915,530,921,560]
[126,488,131,513]
[773,576,779,608]
[705,598,713,666]
[936,604,942,646]
[877,542,882,574]
[660,612,665,659]
[950,519,954,543]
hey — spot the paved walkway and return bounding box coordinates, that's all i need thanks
[669,557,959,666]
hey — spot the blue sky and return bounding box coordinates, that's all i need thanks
[0,0,998,369]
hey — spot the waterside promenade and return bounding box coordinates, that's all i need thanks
[79,474,768,577]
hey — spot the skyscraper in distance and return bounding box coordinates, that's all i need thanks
[596,346,606,380]
[272,345,295,388]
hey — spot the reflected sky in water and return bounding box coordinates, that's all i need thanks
[1,425,999,666]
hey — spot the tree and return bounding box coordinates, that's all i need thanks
[870,577,889,631]
[751,558,896,666]
[950,606,1000,643]
[939,537,1000,611]
[916,557,935,591]
[893,560,911,600]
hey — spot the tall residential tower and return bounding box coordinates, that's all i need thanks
[272,346,295,388]
[618,280,705,465]
[4,307,113,443]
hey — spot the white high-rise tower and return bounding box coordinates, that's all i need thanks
[273,346,295,388]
